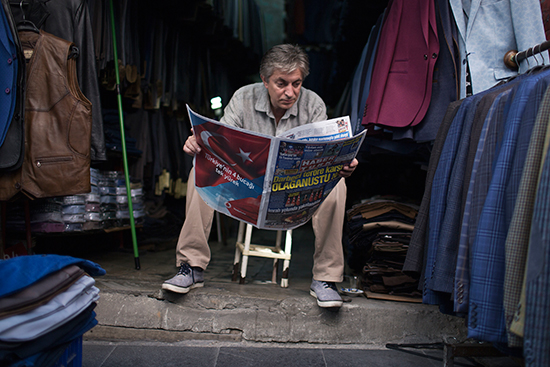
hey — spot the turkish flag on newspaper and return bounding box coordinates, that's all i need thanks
[193,121,271,188]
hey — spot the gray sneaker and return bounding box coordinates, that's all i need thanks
[162,263,204,294]
[310,280,343,308]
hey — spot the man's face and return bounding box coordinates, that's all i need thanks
[261,68,303,113]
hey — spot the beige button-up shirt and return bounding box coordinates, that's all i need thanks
[220,82,327,137]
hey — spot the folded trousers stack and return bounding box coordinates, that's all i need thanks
[346,198,420,300]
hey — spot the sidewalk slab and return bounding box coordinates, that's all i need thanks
[84,225,468,346]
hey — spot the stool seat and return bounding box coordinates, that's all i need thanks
[232,222,293,287]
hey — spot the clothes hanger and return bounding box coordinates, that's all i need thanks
[513,53,521,71]
[535,44,550,71]
[532,46,540,66]
[17,0,39,33]
[536,44,546,66]
[526,44,548,75]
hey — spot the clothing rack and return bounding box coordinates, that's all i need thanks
[504,39,550,71]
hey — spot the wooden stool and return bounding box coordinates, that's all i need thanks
[232,222,293,287]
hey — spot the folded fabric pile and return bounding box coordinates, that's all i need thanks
[0,255,105,366]
[5,200,64,234]
[346,197,420,299]
[3,167,145,234]
[362,230,420,298]
[97,170,145,229]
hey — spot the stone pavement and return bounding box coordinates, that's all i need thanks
[82,339,521,367]
[75,220,520,366]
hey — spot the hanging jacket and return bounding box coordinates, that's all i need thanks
[449,0,547,98]
[9,0,106,161]
[0,30,91,200]
[0,0,25,172]
[0,0,17,147]
[362,0,439,130]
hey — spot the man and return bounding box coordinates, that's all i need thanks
[162,44,358,308]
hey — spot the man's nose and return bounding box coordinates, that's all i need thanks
[284,85,294,97]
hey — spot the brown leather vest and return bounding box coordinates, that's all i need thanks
[0,30,92,200]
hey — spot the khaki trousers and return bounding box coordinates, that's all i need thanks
[175,168,346,282]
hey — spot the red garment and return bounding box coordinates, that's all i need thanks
[362,0,439,129]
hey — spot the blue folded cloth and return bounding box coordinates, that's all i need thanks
[0,255,105,298]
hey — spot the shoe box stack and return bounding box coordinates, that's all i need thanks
[0,255,105,366]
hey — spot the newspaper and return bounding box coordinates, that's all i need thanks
[187,106,366,230]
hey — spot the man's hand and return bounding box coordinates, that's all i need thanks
[183,129,201,156]
[339,158,358,178]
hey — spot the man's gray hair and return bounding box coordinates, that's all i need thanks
[259,44,310,81]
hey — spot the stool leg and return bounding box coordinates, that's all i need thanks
[272,259,278,283]
[240,224,253,284]
[232,246,241,282]
[232,222,246,282]
[236,221,245,244]
[272,230,283,283]
[281,229,293,287]
[215,212,222,244]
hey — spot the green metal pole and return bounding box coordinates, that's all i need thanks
[109,0,140,270]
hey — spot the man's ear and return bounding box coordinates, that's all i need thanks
[261,75,269,88]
